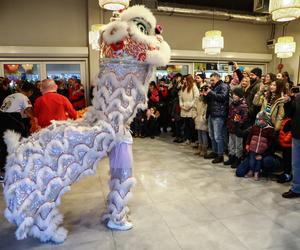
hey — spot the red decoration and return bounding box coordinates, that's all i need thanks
[111,41,125,51]
[5,64,19,73]
[277,63,284,72]
[102,37,155,62]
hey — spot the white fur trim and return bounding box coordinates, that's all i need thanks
[146,40,171,66]
[4,130,21,154]
[102,21,129,45]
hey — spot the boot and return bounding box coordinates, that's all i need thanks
[200,145,207,157]
[231,157,241,169]
[212,155,224,164]
[204,152,218,159]
[224,155,235,166]
[194,145,202,156]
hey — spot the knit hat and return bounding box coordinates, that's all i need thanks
[41,79,58,95]
[232,87,244,98]
[256,111,272,126]
[250,67,262,78]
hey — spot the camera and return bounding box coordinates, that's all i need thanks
[291,87,300,94]
[200,85,209,92]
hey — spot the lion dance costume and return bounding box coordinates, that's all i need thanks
[3,5,170,243]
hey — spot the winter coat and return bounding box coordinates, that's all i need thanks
[204,80,229,118]
[253,92,285,131]
[179,84,199,118]
[194,97,208,131]
[246,79,261,122]
[227,98,249,134]
[291,94,300,139]
[148,88,159,107]
[246,124,276,155]
[68,83,86,110]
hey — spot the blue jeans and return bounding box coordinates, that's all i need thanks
[291,138,300,193]
[197,130,208,146]
[249,152,262,173]
[208,116,225,156]
[236,155,279,177]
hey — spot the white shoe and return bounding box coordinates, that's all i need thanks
[107,219,133,231]
[183,140,190,145]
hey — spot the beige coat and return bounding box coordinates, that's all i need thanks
[194,97,208,131]
[253,91,285,131]
[179,84,200,118]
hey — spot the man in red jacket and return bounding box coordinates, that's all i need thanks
[34,79,77,128]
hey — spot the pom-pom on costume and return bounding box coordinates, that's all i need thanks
[3,5,171,243]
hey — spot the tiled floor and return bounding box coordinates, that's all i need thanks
[1,135,300,250]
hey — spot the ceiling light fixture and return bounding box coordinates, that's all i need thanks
[275,36,296,58]
[202,9,224,55]
[98,0,129,11]
[275,23,296,58]
[269,0,300,22]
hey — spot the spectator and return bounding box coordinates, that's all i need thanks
[56,80,68,98]
[0,82,34,182]
[282,71,295,90]
[169,74,183,142]
[143,107,159,139]
[245,111,276,180]
[29,80,42,106]
[194,83,209,156]
[224,75,232,85]
[276,73,283,80]
[68,78,86,110]
[282,92,300,198]
[195,74,204,89]
[224,87,249,168]
[247,67,263,124]
[253,79,285,131]
[157,79,169,132]
[203,72,229,163]
[277,86,300,183]
[179,74,199,145]
[0,77,12,106]
[34,79,77,128]
[130,108,145,137]
[148,81,159,108]
[264,73,276,86]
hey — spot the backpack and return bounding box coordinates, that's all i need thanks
[279,118,292,148]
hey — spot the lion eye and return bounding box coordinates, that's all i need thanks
[133,20,148,35]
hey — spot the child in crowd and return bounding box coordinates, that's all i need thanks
[224,87,249,168]
[245,111,276,180]
[194,84,208,156]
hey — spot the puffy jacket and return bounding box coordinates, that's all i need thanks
[227,98,249,134]
[204,80,229,118]
[246,125,276,155]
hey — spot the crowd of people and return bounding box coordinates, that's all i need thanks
[0,77,86,182]
[130,62,300,198]
[1,64,300,199]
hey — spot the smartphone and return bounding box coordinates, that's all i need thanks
[291,87,300,93]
